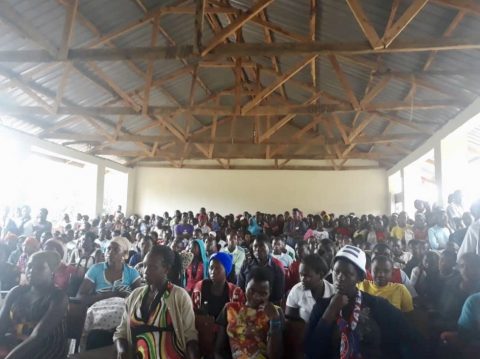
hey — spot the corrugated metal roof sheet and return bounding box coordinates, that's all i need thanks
[0,0,479,167]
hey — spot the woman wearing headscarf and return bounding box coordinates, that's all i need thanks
[114,245,200,359]
[0,251,67,359]
[78,236,141,305]
[192,252,244,318]
[305,245,424,359]
[185,239,208,294]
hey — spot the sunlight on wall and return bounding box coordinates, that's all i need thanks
[0,138,97,223]
[103,168,128,215]
[403,150,437,215]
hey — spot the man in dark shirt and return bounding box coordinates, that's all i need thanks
[450,212,474,247]
[175,213,194,239]
[283,208,308,247]
[237,236,285,304]
[34,208,52,240]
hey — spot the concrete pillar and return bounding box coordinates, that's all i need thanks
[400,168,405,212]
[434,142,444,207]
[95,164,105,217]
[440,132,469,207]
[126,168,136,216]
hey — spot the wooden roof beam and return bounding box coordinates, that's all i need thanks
[242,55,316,114]
[201,0,274,56]
[58,0,78,60]
[8,37,480,63]
[258,90,324,142]
[431,0,480,16]
[0,100,462,117]
[346,0,382,49]
[381,0,429,48]
[328,55,360,109]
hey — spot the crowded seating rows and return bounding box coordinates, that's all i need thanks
[0,193,479,358]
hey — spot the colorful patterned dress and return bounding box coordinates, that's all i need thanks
[129,283,184,359]
[218,302,281,359]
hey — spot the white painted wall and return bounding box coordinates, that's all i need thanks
[133,167,388,215]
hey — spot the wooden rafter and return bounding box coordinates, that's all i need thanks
[346,0,382,49]
[384,0,400,35]
[0,1,58,57]
[0,100,461,117]
[9,36,480,63]
[2,0,480,170]
[195,0,207,52]
[54,64,71,113]
[310,0,318,87]
[381,0,429,48]
[58,0,78,60]
[242,55,316,114]
[328,55,360,109]
[143,16,159,116]
[431,0,480,16]
[201,0,274,56]
[259,9,287,99]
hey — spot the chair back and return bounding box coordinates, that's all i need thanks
[195,314,217,357]
[284,319,305,359]
[66,298,87,354]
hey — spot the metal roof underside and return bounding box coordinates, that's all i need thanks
[0,0,478,170]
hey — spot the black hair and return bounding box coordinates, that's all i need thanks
[372,243,391,253]
[296,240,307,248]
[371,255,393,266]
[302,254,329,276]
[408,239,421,247]
[273,236,285,243]
[441,250,457,263]
[255,234,270,244]
[247,266,273,288]
[149,245,175,268]
[169,251,183,286]
[142,235,155,243]
[84,231,96,241]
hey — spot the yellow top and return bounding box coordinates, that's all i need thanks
[357,280,413,312]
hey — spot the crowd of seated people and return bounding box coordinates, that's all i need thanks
[0,194,478,358]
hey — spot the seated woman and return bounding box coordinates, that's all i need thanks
[185,239,208,294]
[286,254,334,322]
[0,251,67,359]
[358,255,413,313]
[77,236,141,305]
[16,237,40,275]
[129,235,154,268]
[215,267,284,359]
[458,292,480,342]
[43,239,76,291]
[305,245,423,359]
[0,244,19,292]
[192,252,244,319]
[68,232,97,270]
[410,251,443,308]
[114,245,200,359]
[436,253,480,331]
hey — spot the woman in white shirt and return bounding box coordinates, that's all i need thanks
[286,254,334,322]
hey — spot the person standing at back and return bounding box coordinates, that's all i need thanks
[458,199,480,259]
